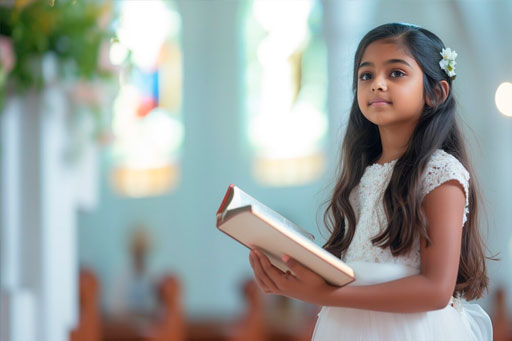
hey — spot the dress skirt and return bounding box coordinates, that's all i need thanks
[311,262,492,341]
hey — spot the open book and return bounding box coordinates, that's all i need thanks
[216,184,354,287]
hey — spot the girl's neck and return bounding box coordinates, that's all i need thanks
[377,144,406,164]
[376,152,403,165]
[376,125,414,165]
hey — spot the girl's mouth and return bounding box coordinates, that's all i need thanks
[370,101,391,106]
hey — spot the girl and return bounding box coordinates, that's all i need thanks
[248,23,493,340]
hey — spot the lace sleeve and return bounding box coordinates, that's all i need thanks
[421,150,470,226]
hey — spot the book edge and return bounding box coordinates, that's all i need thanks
[217,208,355,281]
[252,208,354,278]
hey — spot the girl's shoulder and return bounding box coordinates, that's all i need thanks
[423,149,470,184]
[421,149,470,224]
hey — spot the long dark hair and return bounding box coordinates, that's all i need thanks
[323,23,488,300]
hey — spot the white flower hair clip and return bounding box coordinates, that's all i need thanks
[439,48,457,79]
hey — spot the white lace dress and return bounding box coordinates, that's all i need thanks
[312,149,492,340]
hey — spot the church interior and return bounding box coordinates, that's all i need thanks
[1,0,512,340]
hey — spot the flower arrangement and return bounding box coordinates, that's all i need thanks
[0,0,114,110]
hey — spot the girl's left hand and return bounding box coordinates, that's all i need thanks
[249,249,331,305]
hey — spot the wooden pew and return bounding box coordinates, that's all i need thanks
[493,288,512,341]
[70,269,318,341]
[70,268,102,341]
[152,275,186,341]
[226,279,318,341]
[228,279,267,341]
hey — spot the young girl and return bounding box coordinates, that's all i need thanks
[248,23,493,340]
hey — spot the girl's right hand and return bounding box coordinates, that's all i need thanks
[248,249,333,305]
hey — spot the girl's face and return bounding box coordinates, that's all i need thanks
[357,40,426,129]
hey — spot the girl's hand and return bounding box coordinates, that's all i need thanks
[248,249,332,305]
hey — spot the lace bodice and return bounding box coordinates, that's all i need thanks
[343,149,470,269]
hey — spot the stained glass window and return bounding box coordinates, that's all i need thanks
[246,0,327,186]
[110,0,183,197]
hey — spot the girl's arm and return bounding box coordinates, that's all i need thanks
[249,180,465,313]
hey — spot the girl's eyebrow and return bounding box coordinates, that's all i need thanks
[359,59,412,69]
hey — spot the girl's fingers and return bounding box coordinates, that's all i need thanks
[282,255,308,279]
[256,250,286,277]
[249,253,270,292]
[256,278,272,293]
[254,250,286,289]
[253,270,271,293]
[253,251,281,292]
[250,251,279,292]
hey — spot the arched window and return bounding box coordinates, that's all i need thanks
[245,0,327,187]
[110,0,183,197]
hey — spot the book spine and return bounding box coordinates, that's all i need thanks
[216,184,235,225]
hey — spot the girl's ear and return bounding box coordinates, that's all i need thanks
[426,80,450,107]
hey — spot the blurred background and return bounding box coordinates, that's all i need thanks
[1,0,511,340]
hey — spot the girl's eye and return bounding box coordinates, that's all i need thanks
[391,70,405,78]
[359,72,372,81]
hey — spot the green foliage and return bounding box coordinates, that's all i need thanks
[0,0,113,92]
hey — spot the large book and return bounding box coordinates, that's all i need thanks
[216,184,355,287]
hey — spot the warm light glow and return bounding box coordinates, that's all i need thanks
[495,82,512,117]
[253,153,325,187]
[112,164,179,198]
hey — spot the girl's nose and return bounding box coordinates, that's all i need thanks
[371,75,387,92]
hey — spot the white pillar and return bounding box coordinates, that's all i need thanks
[39,84,79,341]
[1,95,37,341]
[0,54,98,341]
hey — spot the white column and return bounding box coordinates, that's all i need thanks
[0,54,98,340]
[39,84,79,341]
[1,96,37,341]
